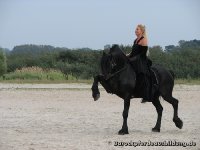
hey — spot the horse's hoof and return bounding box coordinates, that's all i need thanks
[94,94,100,101]
[173,118,183,129]
[118,129,129,135]
[152,127,160,132]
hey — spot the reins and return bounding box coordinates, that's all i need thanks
[105,65,127,80]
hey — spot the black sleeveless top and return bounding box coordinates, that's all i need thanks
[129,36,151,74]
[129,36,148,58]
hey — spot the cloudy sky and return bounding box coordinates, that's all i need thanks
[0,0,199,50]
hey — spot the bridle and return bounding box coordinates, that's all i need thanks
[104,54,128,80]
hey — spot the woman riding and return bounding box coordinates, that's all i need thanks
[127,24,153,103]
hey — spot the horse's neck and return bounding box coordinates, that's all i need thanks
[116,55,128,66]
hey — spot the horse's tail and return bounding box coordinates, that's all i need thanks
[169,70,175,79]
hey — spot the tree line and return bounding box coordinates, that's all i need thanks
[0,39,199,79]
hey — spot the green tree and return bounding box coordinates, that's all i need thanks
[0,48,7,76]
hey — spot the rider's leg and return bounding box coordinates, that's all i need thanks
[141,74,151,103]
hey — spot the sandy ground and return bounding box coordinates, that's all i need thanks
[0,84,199,150]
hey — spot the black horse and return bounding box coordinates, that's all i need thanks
[91,45,183,135]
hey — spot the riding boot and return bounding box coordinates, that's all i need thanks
[141,75,151,103]
[151,84,158,98]
[141,89,150,103]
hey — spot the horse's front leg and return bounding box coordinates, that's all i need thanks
[118,99,130,135]
[91,75,103,101]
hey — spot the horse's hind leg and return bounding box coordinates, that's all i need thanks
[162,95,183,129]
[152,97,163,132]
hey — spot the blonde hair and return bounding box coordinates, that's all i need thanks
[137,24,147,38]
[137,24,149,56]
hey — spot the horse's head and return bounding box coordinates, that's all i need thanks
[100,51,113,77]
[110,44,128,66]
[101,44,128,77]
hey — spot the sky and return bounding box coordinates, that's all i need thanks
[0,0,199,50]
